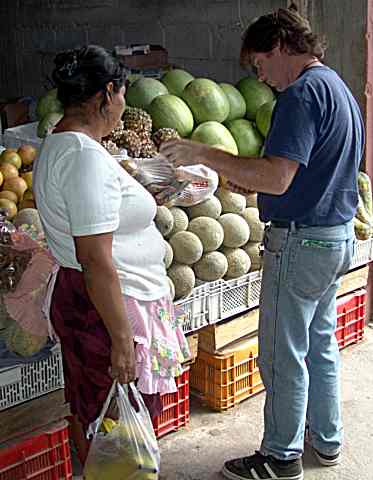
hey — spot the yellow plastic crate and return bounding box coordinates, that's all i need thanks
[190,335,264,411]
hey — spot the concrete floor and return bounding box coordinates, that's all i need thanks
[72,327,373,479]
[158,327,373,480]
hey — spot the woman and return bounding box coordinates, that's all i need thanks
[33,45,189,465]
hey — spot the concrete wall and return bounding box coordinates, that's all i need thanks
[0,0,367,111]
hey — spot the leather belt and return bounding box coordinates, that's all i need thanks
[271,220,311,229]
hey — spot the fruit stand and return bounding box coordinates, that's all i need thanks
[1,63,373,480]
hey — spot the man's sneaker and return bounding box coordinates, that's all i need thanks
[313,448,341,467]
[221,451,303,480]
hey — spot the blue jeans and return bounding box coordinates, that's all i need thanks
[258,221,355,460]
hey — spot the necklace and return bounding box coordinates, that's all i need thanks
[302,58,320,71]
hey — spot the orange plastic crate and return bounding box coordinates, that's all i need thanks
[0,420,72,480]
[152,368,190,438]
[336,289,366,350]
[190,336,264,411]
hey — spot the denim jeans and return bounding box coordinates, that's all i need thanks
[258,221,355,460]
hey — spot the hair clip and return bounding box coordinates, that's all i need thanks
[60,52,78,77]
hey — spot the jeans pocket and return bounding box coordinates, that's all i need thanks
[287,239,344,299]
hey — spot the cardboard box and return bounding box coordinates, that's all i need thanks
[115,44,168,69]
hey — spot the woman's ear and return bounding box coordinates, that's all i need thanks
[105,81,114,101]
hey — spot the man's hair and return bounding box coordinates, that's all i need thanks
[240,6,327,65]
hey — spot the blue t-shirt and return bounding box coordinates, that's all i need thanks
[258,65,365,225]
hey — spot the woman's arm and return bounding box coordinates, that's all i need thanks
[74,232,136,385]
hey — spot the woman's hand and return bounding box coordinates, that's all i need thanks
[110,339,136,385]
[160,139,212,167]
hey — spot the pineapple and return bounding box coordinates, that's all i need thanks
[117,130,142,158]
[152,128,180,149]
[104,120,124,144]
[101,139,121,155]
[140,139,158,158]
[122,107,152,135]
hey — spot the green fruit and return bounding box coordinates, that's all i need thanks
[182,78,230,124]
[256,100,276,137]
[161,69,194,96]
[126,77,168,111]
[219,83,246,121]
[236,77,275,120]
[191,121,238,155]
[225,118,263,156]
[37,112,64,138]
[36,88,63,120]
[148,94,194,137]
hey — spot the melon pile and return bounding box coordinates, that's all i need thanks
[0,145,41,230]
[155,189,264,300]
[125,69,276,158]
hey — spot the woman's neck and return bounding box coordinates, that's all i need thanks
[54,107,105,142]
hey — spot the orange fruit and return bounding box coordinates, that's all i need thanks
[0,149,22,170]
[17,145,38,166]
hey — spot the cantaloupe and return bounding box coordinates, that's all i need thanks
[243,242,262,271]
[222,247,251,279]
[186,196,222,220]
[218,213,250,248]
[167,207,189,237]
[241,207,265,242]
[164,241,173,269]
[245,193,258,208]
[4,320,48,357]
[215,188,246,214]
[193,251,228,281]
[168,264,195,300]
[169,231,203,265]
[188,217,224,252]
[155,206,174,237]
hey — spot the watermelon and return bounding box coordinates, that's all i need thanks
[182,78,230,124]
[236,77,275,120]
[220,83,246,121]
[256,100,276,137]
[161,69,194,97]
[37,112,64,138]
[191,121,238,155]
[36,88,63,120]
[226,119,263,156]
[126,77,168,111]
[148,94,194,138]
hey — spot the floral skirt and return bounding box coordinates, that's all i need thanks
[50,267,190,431]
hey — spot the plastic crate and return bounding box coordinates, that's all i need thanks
[208,270,262,324]
[350,238,373,269]
[2,122,42,150]
[175,282,210,333]
[0,420,72,480]
[336,289,366,350]
[190,336,264,411]
[152,368,190,439]
[0,344,64,411]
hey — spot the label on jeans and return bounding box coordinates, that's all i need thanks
[301,239,336,249]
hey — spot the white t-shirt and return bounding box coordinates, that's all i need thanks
[33,132,169,301]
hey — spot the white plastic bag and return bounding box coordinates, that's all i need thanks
[84,381,160,480]
[172,164,219,207]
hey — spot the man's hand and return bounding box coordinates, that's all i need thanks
[160,139,212,167]
[110,339,136,385]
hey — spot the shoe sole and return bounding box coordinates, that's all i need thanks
[221,464,304,480]
[313,450,341,467]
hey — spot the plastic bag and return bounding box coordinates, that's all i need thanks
[172,164,219,207]
[115,153,190,206]
[84,381,160,480]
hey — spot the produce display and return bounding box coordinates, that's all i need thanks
[155,189,264,300]
[354,171,373,240]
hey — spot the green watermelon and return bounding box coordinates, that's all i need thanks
[219,83,246,121]
[161,69,194,97]
[148,94,194,137]
[226,118,263,156]
[182,78,230,124]
[126,77,168,111]
[36,89,63,120]
[191,121,238,155]
[256,100,276,137]
[236,77,275,120]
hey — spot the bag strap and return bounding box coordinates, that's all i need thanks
[90,380,117,436]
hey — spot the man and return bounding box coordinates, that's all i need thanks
[161,6,365,480]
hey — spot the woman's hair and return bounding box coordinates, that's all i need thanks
[52,45,127,109]
[240,6,327,65]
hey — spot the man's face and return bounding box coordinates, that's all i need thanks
[250,47,286,91]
